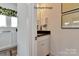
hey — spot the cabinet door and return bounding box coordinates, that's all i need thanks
[0,32,12,50]
[37,35,50,56]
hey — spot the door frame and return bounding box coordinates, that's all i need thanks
[17,3,37,56]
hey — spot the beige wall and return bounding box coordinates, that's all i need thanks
[41,3,79,56]
[62,3,79,12]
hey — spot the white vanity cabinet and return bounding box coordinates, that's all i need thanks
[37,35,50,56]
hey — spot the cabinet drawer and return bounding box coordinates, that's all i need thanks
[37,35,50,42]
[37,35,50,56]
[38,39,49,47]
[38,40,49,51]
[38,46,49,56]
[37,39,49,56]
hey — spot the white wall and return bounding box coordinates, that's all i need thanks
[0,3,17,11]
[41,3,79,56]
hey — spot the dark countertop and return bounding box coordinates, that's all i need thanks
[37,31,50,37]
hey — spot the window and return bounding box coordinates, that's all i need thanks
[11,17,17,27]
[0,15,6,27]
[0,15,17,27]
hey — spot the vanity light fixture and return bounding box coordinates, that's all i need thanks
[34,6,53,9]
[34,4,53,9]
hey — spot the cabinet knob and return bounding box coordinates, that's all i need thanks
[35,37,37,40]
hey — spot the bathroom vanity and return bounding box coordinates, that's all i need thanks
[0,28,17,56]
[37,31,50,56]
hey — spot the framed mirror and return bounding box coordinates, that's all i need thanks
[61,3,79,29]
